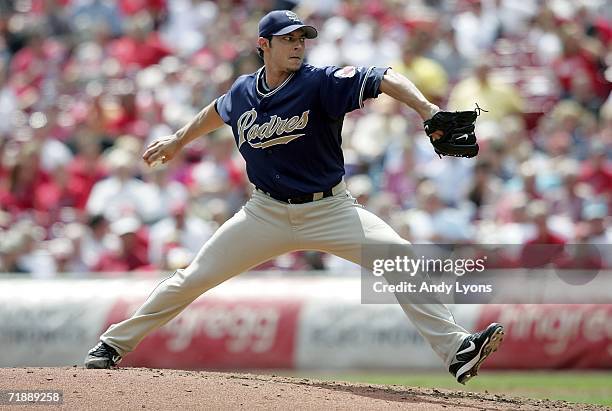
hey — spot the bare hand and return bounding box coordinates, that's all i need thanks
[429,130,444,141]
[142,134,182,167]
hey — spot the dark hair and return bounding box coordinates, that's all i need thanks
[257,36,273,60]
[88,214,107,228]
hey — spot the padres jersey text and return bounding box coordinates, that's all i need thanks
[216,64,389,198]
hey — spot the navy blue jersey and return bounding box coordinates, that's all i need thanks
[215,64,389,198]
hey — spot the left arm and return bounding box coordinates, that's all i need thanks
[379,68,440,122]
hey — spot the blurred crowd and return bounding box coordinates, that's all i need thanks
[0,0,610,277]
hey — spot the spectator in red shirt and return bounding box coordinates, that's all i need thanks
[93,216,153,274]
[520,200,566,268]
[580,142,612,196]
[106,13,171,71]
[34,164,79,217]
[519,162,543,201]
[525,201,567,245]
[552,23,606,99]
[9,29,50,93]
[0,143,49,214]
[106,91,148,138]
[67,136,107,210]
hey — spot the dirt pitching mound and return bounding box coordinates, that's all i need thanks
[0,368,608,410]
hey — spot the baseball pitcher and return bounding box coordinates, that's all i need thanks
[85,10,503,384]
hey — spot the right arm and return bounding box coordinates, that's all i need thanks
[142,100,226,166]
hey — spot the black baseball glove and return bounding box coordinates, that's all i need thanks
[423,104,487,158]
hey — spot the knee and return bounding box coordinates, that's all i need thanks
[172,265,224,292]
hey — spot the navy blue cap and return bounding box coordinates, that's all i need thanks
[258,10,318,39]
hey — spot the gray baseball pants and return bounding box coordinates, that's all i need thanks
[101,181,468,366]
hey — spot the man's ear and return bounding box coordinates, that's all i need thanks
[257,37,271,51]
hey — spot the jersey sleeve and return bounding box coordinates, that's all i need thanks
[319,66,389,119]
[215,92,232,125]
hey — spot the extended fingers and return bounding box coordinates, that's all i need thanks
[142,147,156,163]
[143,142,166,165]
[144,151,167,167]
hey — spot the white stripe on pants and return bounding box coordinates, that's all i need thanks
[101,187,468,366]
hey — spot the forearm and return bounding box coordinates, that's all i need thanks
[175,100,226,148]
[379,69,439,120]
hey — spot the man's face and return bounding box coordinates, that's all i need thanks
[260,28,307,72]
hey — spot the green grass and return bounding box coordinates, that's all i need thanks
[292,371,612,407]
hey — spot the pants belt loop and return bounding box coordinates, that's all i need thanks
[313,192,323,201]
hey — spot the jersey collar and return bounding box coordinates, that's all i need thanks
[256,67,295,98]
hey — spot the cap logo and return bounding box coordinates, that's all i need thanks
[285,11,300,23]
